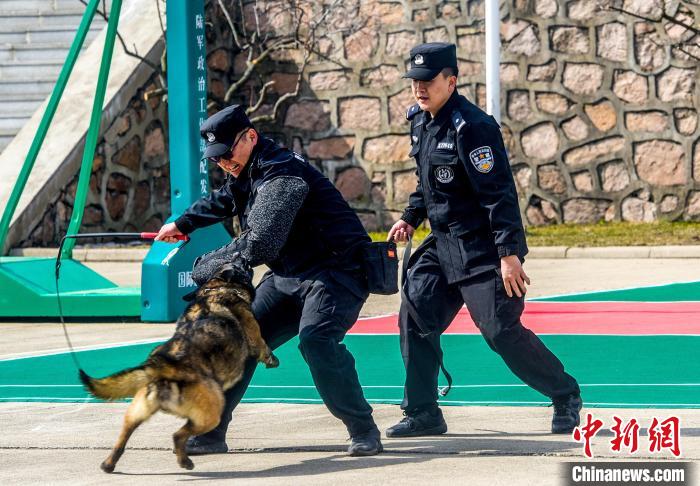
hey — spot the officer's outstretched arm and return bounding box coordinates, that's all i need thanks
[457,121,525,258]
[174,177,237,234]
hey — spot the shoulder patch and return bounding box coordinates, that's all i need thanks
[406,103,421,121]
[451,109,467,134]
[469,146,494,173]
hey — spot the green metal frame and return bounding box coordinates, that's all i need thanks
[0,0,229,319]
[0,0,101,252]
[141,0,230,322]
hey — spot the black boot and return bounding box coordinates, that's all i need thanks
[551,393,582,434]
[385,408,447,438]
[348,428,383,456]
[184,435,228,455]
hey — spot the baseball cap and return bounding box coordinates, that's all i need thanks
[403,42,458,81]
[200,105,253,160]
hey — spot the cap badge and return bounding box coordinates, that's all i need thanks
[414,54,424,65]
[206,132,216,143]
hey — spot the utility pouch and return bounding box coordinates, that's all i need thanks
[360,241,399,295]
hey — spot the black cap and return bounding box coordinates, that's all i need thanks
[403,42,458,81]
[200,105,253,160]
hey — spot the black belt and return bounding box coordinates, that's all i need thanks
[400,237,453,397]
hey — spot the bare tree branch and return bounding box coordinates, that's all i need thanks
[250,53,309,125]
[217,0,243,49]
[78,0,160,73]
[608,5,700,40]
[246,81,275,115]
[674,43,700,62]
[214,0,366,122]
[224,38,298,103]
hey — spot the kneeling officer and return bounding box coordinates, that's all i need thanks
[156,105,382,456]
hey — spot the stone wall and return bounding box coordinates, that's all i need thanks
[16,71,171,247]
[14,0,700,248]
[502,0,700,225]
[259,0,699,228]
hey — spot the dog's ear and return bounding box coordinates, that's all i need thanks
[219,264,241,283]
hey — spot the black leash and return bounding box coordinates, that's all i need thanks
[400,236,453,397]
[54,232,188,373]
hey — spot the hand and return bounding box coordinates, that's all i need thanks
[387,219,415,243]
[155,222,185,243]
[500,255,531,298]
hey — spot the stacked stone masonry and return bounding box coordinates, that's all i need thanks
[258,0,700,228]
[18,0,700,246]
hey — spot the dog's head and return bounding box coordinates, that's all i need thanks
[210,261,255,301]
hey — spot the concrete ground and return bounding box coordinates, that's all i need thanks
[1,257,699,484]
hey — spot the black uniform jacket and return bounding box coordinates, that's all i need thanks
[401,90,528,284]
[175,137,371,280]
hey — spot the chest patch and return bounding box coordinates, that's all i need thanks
[469,146,494,173]
[434,165,455,184]
[437,142,454,151]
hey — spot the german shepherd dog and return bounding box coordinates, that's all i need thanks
[79,263,279,473]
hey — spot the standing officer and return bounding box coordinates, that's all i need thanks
[155,105,382,456]
[385,43,581,438]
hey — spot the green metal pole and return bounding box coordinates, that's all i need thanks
[0,0,101,255]
[141,0,230,321]
[61,0,123,259]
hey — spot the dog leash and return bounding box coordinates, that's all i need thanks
[400,235,454,397]
[54,232,189,372]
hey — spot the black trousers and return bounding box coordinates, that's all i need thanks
[201,268,378,440]
[400,243,580,413]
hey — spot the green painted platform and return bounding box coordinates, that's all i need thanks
[3,280,699,407]
[1,335,698,408]
[532,280,700,303]
[0,257,140,317]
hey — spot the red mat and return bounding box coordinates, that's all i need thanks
[351,302,700,335]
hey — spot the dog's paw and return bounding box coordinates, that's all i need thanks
[100,461,115,474]
[264,353,279,369]
[179,457,195,470]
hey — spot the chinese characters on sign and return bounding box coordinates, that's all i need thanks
[573,413,682,458]
[194,12,208,195]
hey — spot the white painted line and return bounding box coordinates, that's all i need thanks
[0,338,166,362]
[238,398,700,407]
[1,397,698,407]
[2,383,700,389]
[0,398,102,401]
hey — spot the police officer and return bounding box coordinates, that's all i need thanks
[155,105,382,456]
[385,43,582,438]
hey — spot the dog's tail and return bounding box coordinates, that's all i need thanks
[79,366,149,400]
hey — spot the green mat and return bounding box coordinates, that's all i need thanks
[532,281,700,302]
[2,335,698,408]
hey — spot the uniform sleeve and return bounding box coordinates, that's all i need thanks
[401,169,428,228]
[457,121,525,257]
[400,126,427,228]
[239,174,309,266]
[174,179,237,234]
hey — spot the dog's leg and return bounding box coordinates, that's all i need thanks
[172,381,224,470]
[101,387,158,473]
[237,306,279,368]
